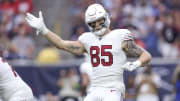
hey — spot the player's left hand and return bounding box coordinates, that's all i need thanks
[25,11,49,35]
[122,60,142,71]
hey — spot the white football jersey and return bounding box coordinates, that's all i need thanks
[0,57,33,101]
[79,29,133,95]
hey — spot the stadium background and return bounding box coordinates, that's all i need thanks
[0,0,180,101]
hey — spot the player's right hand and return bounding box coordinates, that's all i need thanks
[25,11,49,35]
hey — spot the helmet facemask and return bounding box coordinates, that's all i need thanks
[85,4,111,36]
[88,18,107,36]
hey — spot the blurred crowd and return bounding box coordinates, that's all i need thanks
[0,0,35,60]
[71,0,180,58]
[0,0,61,63]
[0,0,179,62]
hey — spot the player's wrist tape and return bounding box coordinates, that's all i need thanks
[134,60,142,68]
[41,27,49,35]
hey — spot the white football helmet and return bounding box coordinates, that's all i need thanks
[85,4,110,36]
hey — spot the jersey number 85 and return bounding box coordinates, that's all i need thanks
[90,45,113,67]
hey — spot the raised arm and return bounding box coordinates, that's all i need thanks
[25,11,85,55]
[45,31,85,55]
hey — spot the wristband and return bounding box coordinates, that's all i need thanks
[41,27,49,35]
[134,60,142,68]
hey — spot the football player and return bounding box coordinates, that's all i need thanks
[0,57,34,101]
[25,3,151,101]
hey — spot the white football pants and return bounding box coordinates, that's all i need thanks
[84,87,123,101]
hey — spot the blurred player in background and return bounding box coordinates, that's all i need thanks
[25,3,151,101]
[80,54,92,97]
[135,65,161,101]
[172,64,180,101]
[0,57,34,101]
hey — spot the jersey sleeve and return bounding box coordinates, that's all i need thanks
[78,32,88,45]
[121,29,134,41]
[78,32,91,52]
